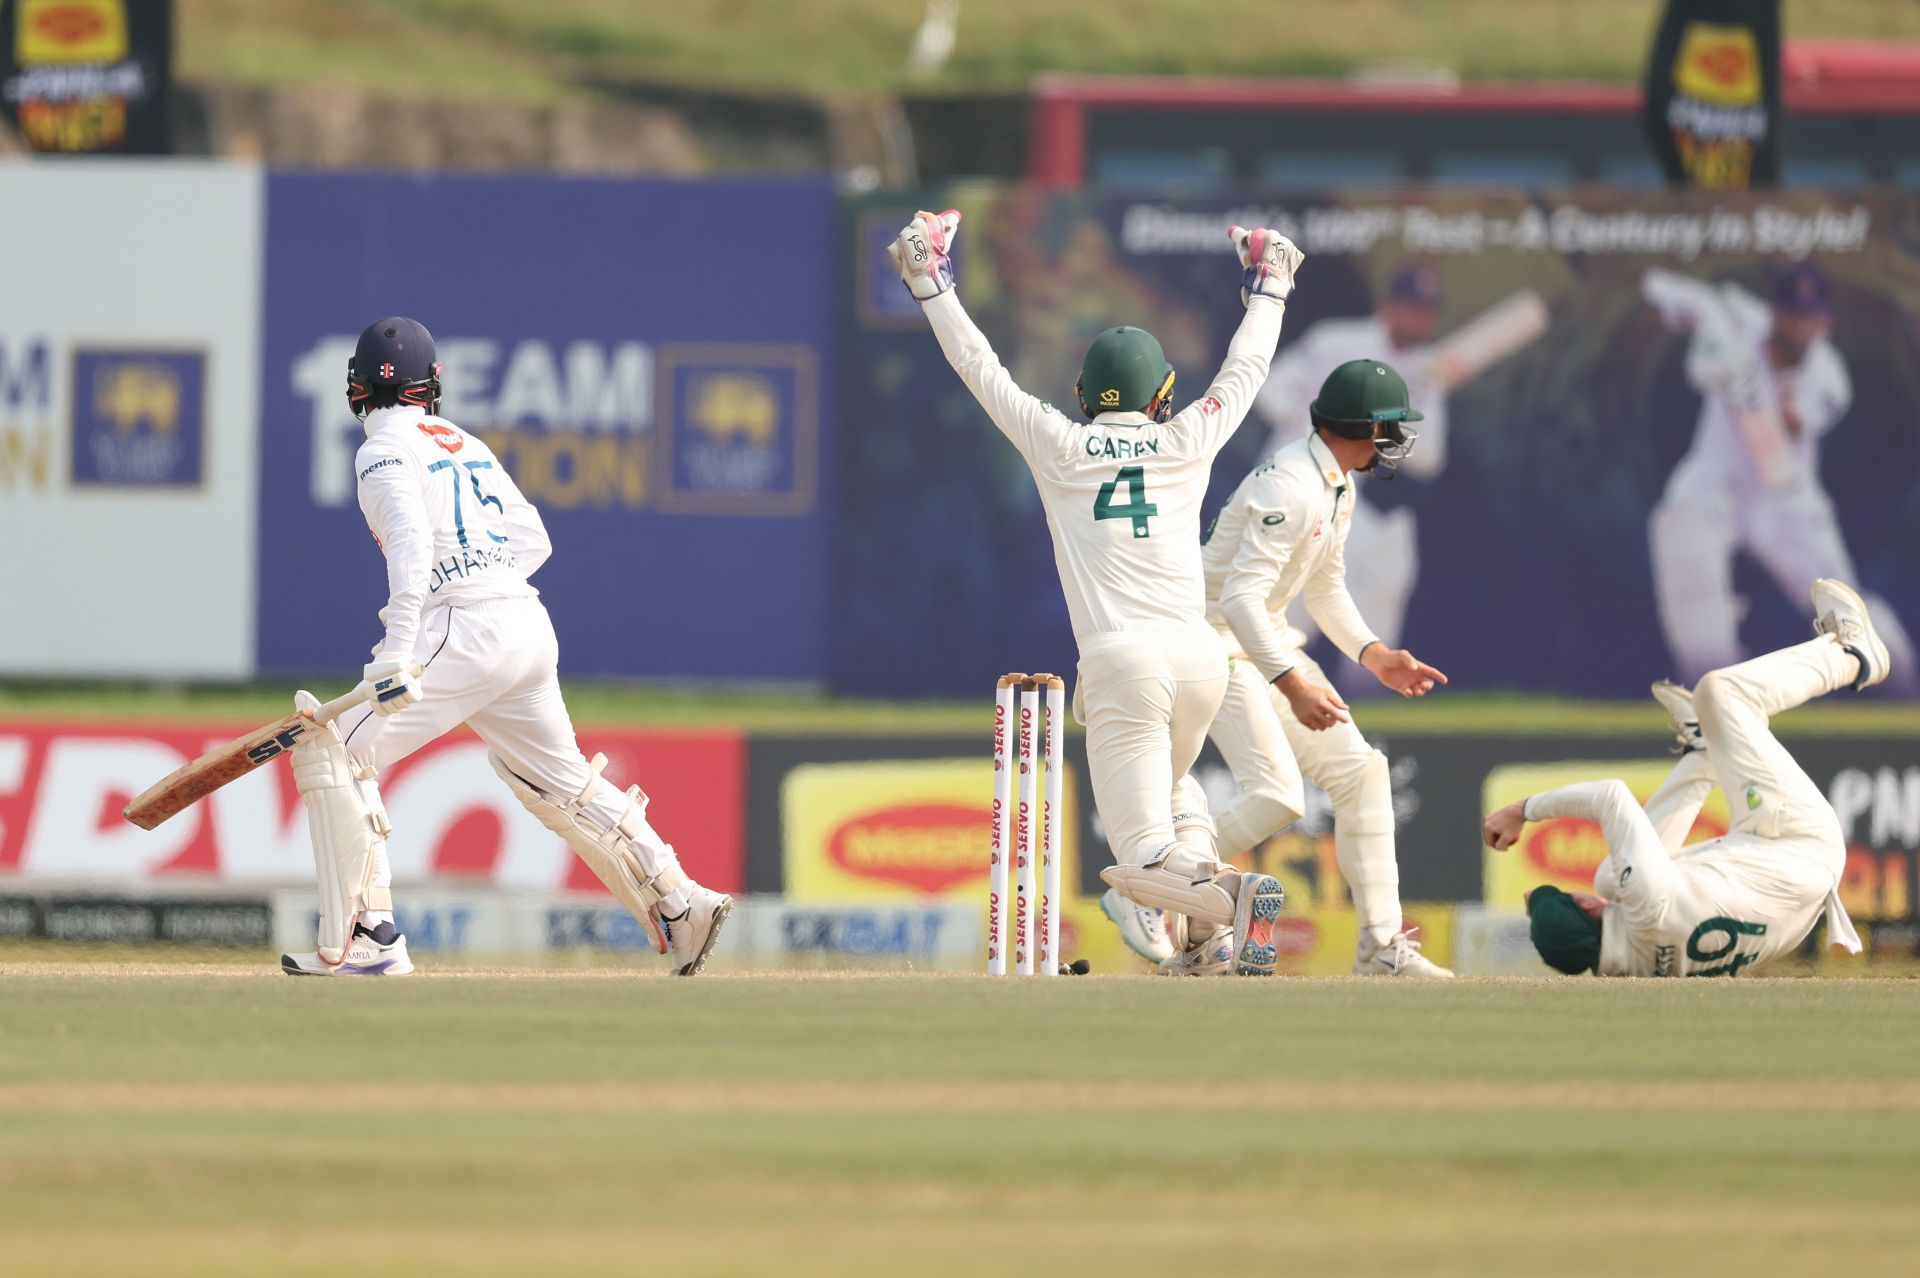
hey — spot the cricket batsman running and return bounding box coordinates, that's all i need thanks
[889,209,1298,974]
[278,317,732,976]
[1483,579,1876,977]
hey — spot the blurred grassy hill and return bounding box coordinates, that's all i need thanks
[179,0,1920,102]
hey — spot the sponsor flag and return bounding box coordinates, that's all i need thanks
[0,0,172,153]
[1642,0,1782,187]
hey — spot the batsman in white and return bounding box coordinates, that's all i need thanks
[1161,358,1452,978]
[889,209,1298,975]
[1643,262,1915,689]
[1483,579,1876,977]
[279,317,732,976]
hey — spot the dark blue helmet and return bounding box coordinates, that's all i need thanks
[347,316,441,418]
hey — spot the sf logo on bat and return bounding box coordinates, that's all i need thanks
[245,722,314,765]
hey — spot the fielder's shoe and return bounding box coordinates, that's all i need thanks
[1353,929,1453,978]
[1813,578,1890,691]
[1158,920,1236,976]
[1230,873,1287,976]
[661,885,733,976]
[1101,887,1174,964]
[281,921,414,976]
[1651,680,1704,755]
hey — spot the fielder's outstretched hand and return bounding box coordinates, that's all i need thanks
[1229,225,1304,306]
[888,209,961,301]
[1362,646,1448,698]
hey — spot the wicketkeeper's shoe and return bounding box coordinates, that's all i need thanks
[1353,930,1453,978]
[1230,873,1286,976]
[661,885,733,976]
[1651,680,1705,755]
[1101,887,1174,964]
[1158,921,1235,976]
[1813,578,1890,691]
[281,920,414,976]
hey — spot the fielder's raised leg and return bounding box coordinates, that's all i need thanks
[1484,579,1877,977]
[280,317,732,977]
[891,210,1300,974]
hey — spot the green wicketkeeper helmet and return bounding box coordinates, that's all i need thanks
[1310,358,1424,473]
[1076,326,1176,422]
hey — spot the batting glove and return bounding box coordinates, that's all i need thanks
[887,208,961,301]
[1230,225,1304,306]
[361,653,422,717]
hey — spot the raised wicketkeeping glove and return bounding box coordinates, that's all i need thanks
[361,652,422,717]
[887,208,961,301]
[1230,225,1304,306]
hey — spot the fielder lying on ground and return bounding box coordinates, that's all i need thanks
[1483,578,1877,977]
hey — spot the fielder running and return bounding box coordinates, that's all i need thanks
[1483,579,1876,977]
[279,317,731,976]
[890,210,1298,975]
[1643,263,1915,689]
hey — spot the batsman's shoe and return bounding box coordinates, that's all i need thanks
[1101,887,1174,964]
[1353,930,1453,978]
[1231,873,1286,976]
[1158,923,1236,976]
[281,920,414,976]
[662,885,733,976]
[1651,680,1704,755]
[1812,578,1890,691]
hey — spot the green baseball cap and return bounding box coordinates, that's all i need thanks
[1077,326,1174,420]
[1310,359,1425,439]
[1526,886,1601,975]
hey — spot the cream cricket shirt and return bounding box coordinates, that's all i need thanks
[922,291,1286,645]
[1201,432,1379,681]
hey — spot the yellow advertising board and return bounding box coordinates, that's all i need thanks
[1481,761,1729,913]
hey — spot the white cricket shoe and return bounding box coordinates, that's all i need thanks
[661,885,733,976]
[1101,887,1174,964]
[1353,929,1453,978]
[1158,920,1235,976]
[1651,680,1705,755]
[1812,578,1890,691]
[1230,873,1287,976]
[282,922,414,976]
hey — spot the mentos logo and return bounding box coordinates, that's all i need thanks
[1517,817,1615,882]
[826,803,982,893]
[19,0,127,63]
[1674,22,1760,105]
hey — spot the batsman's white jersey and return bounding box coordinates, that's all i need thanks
[1253,316,1445,674]
[1524,637,1862,977]
[922,289,1288,870]
[337,406,693,920]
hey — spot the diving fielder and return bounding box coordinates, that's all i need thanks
[1643,263,1915,689]
[279,317,732,976]
[1484,579,1876,977]
[890,210,1297,975]
[1178,359,1451,977]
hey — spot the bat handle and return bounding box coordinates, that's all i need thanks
[306,663,425,726]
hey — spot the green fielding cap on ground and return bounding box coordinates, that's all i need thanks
[1077,326,1173,417]
[1527,885,1602,974]
[1311,357,1426,430]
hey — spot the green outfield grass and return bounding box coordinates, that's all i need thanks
[2,679,1917,737]
[178,0,1920,100]
[1,971,1917,1276]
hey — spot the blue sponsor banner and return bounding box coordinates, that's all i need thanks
[69,348,205,487]
[257,173,837,681]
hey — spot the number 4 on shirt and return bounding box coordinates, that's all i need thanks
[1094,464,1158,539]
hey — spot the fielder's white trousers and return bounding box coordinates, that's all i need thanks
[1649,462,1914,685]
[1076,622,1230,870]
[1208,651,1403,948]
[335,596,665,895]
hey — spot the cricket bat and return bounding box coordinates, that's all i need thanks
[1426,289,1551,391]
[121,671,414,831]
